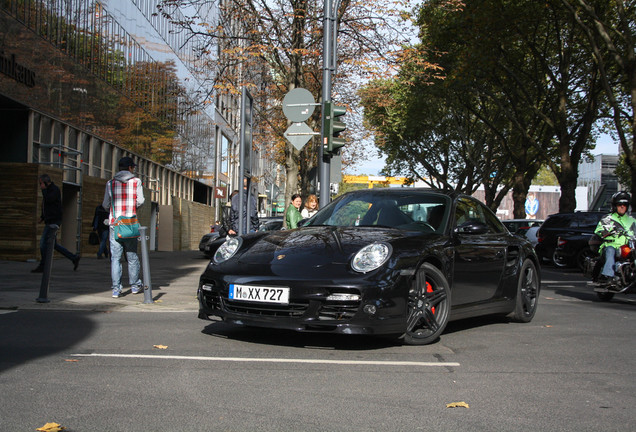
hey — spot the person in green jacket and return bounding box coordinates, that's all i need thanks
[594,191,636,282]
[285,194,303,229]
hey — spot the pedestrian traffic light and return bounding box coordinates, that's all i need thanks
[323,101,347,156]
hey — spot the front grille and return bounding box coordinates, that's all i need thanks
[222,298,309,317]
[318,302,359,320]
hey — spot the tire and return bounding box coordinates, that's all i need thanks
[403,263,451,345]
[552,251,569,267]
[509,259,540,323]
[575,248,596,272]
[596,292,615,302]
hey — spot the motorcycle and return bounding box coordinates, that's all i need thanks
[584,232,636,301]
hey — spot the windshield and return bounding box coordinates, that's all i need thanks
[306,190,451,234]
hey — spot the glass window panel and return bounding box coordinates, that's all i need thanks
[81,134,91,176]
[40,116,52,144]
[103,143,112,177]
[33,112,41,143]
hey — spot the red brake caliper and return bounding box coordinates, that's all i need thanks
[426,281,435,314]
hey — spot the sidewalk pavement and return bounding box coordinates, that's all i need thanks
[0,250,211,312]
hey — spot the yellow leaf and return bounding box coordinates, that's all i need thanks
[446,401,470,408]
[64,359,79,362]
[36,422,66,431]
[153,345,168,350]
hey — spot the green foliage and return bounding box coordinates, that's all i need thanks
[336,182,369,198]
[532,166,558,186]
[615,153,630,188]
[361,0,622,213]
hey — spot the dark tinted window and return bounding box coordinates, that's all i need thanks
[577,213,604,228]
[455,197,505,234]
[542,214,576,229]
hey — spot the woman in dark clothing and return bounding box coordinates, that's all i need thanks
[92,204,110,259]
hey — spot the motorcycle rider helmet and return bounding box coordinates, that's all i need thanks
[611,191,631,212]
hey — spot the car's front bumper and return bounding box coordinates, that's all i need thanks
[197,273,410,335]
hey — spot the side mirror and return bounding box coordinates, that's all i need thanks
[455,220,490,235]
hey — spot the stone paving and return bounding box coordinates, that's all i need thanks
[0,250,210,312]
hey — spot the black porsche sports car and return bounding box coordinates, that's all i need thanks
[198,188,540,345]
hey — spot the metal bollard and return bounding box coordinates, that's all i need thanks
[139,226,153,304]
[37,224,58,303]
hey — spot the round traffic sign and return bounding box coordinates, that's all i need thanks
[282,88,316,122]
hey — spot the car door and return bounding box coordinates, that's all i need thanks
[451,197,509,305]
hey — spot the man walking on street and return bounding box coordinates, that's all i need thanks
[103,157,145,298]
[32,174,80,273]
[229,178,259,235]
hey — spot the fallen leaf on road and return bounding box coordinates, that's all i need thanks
[153,345,168,349]
[544,325,553,328]
[154,300,163,303]
[36,422,66,431]
[446,401,469,409]
[64,359,79,362]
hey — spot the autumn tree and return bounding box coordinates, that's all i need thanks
[113,61,185,166]
[158,0,418,205]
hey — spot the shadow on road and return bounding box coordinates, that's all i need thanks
[201,321,401,350]
[0,310,97,374]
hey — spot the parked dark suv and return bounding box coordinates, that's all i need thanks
[535,211,605,270]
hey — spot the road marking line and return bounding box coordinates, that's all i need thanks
[543,280,586,284]
[71,353,460,367]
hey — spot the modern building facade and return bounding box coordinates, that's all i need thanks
[0,0,278,260]
[579,154,620,211]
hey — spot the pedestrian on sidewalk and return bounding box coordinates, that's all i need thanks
[285,194,303,229]
[92,204,110,259]
[102,157,145,298]
[229,180,259,235]
[301,194,319,219]
[32,174,80,273]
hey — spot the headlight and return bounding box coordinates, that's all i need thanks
[351,242,392,273]
[213,237,243,263]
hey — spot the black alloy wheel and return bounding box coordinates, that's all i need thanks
[509,259,540,322]
[404,263,450,345]
[552,250,569,267]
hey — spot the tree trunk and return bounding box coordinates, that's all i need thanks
[557,168,578,213]
[511,170,532,219]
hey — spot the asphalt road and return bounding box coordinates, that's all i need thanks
[0,264,634,431]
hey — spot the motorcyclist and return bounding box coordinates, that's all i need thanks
[594,191,636,283]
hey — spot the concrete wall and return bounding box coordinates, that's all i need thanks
[171,197,216,251]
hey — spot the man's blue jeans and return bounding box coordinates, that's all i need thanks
[39,224,76,264]
[601,246,618,277]
[109,227,142,292]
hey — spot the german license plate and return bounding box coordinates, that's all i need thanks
[229,284,290,304]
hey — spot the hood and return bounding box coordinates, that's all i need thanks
[236,226,424,268]
[114,170,136,183]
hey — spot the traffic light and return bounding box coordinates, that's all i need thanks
[323,100,347,156]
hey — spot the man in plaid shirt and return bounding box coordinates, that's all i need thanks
[102,157,145,298]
